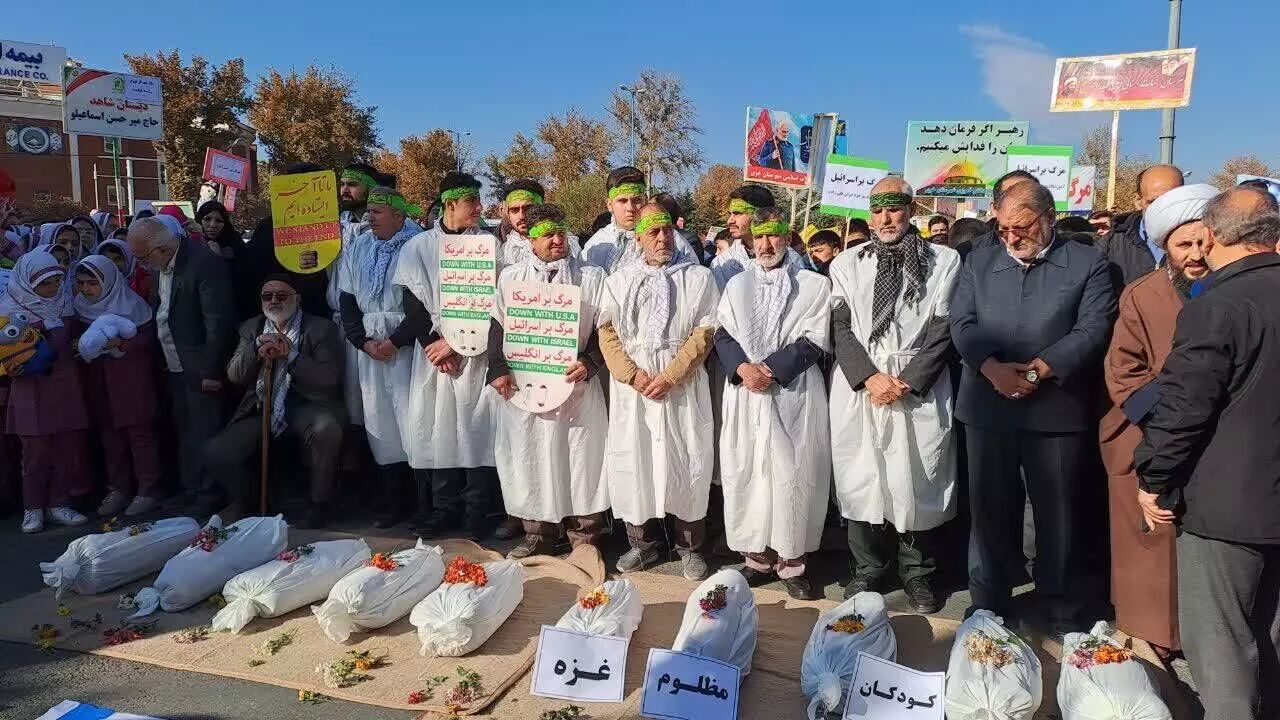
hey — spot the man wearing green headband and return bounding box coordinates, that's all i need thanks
[335,185,425,527]
[598,202,717,580]
[497,179,582,267]
[712,205,831,600]
[487,203,610,559]
[582,166,695,274]
[827,176,960,614]
[712,184,789,291]
[339,162,383,229]
[392,170,503,539]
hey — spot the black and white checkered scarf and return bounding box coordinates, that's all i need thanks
[857,229,928,347]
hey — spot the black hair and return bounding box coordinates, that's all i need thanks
[194,200,240,249]
[927,215,950,230]
[440,170,481,194]
[729,184,775,209]
[526,203,566,227]
[1088,209,1113,220]
[590,211,612,235]
[809,229,842,248]
[606,166,645,190]
[504,178,546,200]
[284,162,324,175]
[651,192,685,221]
[949,217,988,247]
[751,206,786,224]
[992,169,1038,207]
[344,161,378,175]
[846,218,870,235]
[1055,215,1094,233]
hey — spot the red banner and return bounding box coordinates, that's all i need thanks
[1051,49,1196,112]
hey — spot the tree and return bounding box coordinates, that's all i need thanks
[690,164,743,235]
[480,132,546,200]
[1210,154,1278,191]
[609,71,704,188]
[538,110,613,188]
[549,172,608,237]
[1076,124,1151,212]
[124,51,250,204]
[249,66,378,172]
[372,129,459,212]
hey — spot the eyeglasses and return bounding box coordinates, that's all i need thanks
[997,212,1051,241]
[260,291,294,302]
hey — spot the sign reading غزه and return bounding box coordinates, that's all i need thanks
[819,155,891,220]
[842,652,944,720]
[1006,145,1074,212]
[501,280,581,414]
[640,648,739,720]
[269,170,341,274]
[530,625,628,703]
[438,234,498,357]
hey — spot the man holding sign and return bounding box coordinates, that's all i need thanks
[395,171,501,539]
[487,204,610,559]
[598,202,719,579]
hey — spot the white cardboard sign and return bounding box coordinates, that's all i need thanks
[438,233,497,356]
[842,652,943,720]
[530,625,628,703]
[501,280,581,413]
[640,648,739,720]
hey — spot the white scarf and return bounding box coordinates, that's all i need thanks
[504,230,533,266]
[624,258,692,352]
[530,255,570,284]
[72,255,152,325]
[743,260,794,362]
[0,249,68,329]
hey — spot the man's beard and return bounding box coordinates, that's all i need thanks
[1167,263,1201,298]
[339,197,366,213]
[874,225,909,244]
[646,248,674,265]
[264,301,299,327]
[756,250,784,269]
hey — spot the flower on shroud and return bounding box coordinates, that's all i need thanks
[56,604,71,617]
[964,629,1014,667]
[1067,637,1133,670]
[101,517,120,533]
[579,587,610,610]
[190,525,239,552]
[698,584,728,618]
[128,522,152,536]
[367,552,400,571]
[443,556,487,586]
[826,613,866,635]
[277,544,314,563]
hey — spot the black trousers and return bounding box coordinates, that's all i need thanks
[166,372,224,501]
[967,427,1085,618]
[846,521,940,584]
[204,403,344,508]
[432,466,497,525]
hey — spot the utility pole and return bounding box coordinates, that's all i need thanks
[446,129,470,171]
[1159,0,1182,164]
[618,84,650,185]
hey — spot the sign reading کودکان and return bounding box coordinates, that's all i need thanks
[903,121,1029,198]
[842,652,944,720]
[639,648,739,720]
[269,170,341,274]
[439,234,498,356]
[529,626,628,703]
[1006,145,1074,212]
[501,280,581,414]
[0,40,66,84]
[1050,48,1196,112]
[62,68,164,141]
[819,155,891,219]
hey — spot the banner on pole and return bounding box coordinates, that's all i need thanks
[203,148,249,190]
[269,171,340,274]
[62,68,163,141]
[1006,145,1074,212]
[819,155,890,219]
[439,234,498,357]
[0,39,66,84]
[744,107,833,189]
[1050,49,1196,112]
[903,121,1029,198]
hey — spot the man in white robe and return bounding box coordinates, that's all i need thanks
[335,186,423,527]
[331,163,385,425]
[488,203,610,559]
[709,184,805,289]
[829,177,960,614]
[393,171,501,539]
[497,179,582,266]
[599,202,719,580]
[582,166,695,274]
[714,207,831,600]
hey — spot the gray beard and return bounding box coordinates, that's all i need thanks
[264,305,297,328]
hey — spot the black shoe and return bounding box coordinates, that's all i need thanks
[464,515,495,541]
[372,506,407,529]
[492,517,522,541]
[904,576,942,614]
[295,503,328,530]
[843,574,880,599]
[739,566,774,587]
[782,575,821,601]
[413,511,462,537]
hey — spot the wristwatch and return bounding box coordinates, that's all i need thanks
[1025,369,1039,383]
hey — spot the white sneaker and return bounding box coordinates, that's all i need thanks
[47,506,88,526]
[97,490,130,517]
[124,495,158,516]
[21,509,44,534]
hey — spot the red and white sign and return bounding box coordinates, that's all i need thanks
[202,148,249,190]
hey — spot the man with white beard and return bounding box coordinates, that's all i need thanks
[829,177,960,614]
[713,206,831,599]
[394,171,501,539]
[488,204,610,559]
[599,202,719,579]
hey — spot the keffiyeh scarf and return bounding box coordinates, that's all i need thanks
[625,260,692,352]
[857,231,928,347]
[744,260,794,362]
[256,310,302,437]
[530,255,570,284]
[363,222,416,299]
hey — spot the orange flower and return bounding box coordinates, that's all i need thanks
[443,556,488,587]
[1092,643,1132,666]
[579,587,610,610]
[825,614,866,634]
[367,553,400,572]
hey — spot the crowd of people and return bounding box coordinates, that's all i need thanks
[3,158,1280,719]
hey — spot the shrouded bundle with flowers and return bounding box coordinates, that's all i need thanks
[1057,622,1170,720]
[801,592,897,719]
[312,540,445,643]
[40,516,201,601]
[673,569,758,677]
[944,609,1042,720]
[411,559,525,657]
[555,579,644,640]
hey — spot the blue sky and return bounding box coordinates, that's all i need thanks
[38,0,1279,187]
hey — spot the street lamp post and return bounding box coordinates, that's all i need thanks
[618,84,650,184]
[1159,0,1182,164]
[446,129,470,171]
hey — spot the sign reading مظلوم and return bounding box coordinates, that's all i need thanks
[269,170,340,274]
[639,648,739,720]
[438,234,498,356]
[819,155,891,219]
[501,280,581,414]
[1051,48,1196,112]
[1006,145,1074,212]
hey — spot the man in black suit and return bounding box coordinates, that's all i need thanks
[950,181,1116,632]
[127,216,235,514]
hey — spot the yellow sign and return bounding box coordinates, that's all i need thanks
[269,170,340,274]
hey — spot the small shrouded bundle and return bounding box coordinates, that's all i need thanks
[1057,622,1171,720]
[411,557,525,657]
[800,591,897,719]
[555,579,644,640]
[945,609,1043,720]
[129,515,288,618]
[40,517,201,601]
[312,540,445,643]
[211,539,372,634]
[672,569,758,676]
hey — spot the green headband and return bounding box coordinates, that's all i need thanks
[440,186,480,203]
[368,192,423,217]
[528,220,565,239]
[505,189,543,205]
[608,182,647,200]
[751,220,790,237]
[341,169,378,190]
[728,198,756,215]
[869,192,913,209]
[634,211,673,236]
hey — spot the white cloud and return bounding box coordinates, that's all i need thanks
[960,24,1108,144]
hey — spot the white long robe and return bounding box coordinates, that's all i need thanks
[332,211,395,426]
[599,262,719,524]
[828,243,961,531]
[392,224,499,469]
[499,229,582,266]
[718,265,832,559]
[492,257,609,522]
[335,220,418,464]
[582,221,696,275]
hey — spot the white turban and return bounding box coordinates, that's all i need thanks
[1144,183,1218,247]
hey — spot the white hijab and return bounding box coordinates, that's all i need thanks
[0,249,68,328]
[72,255,152,325]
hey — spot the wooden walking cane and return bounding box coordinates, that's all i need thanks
[259,356,274,515]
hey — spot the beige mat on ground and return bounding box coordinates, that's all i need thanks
[1,538,604,716]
